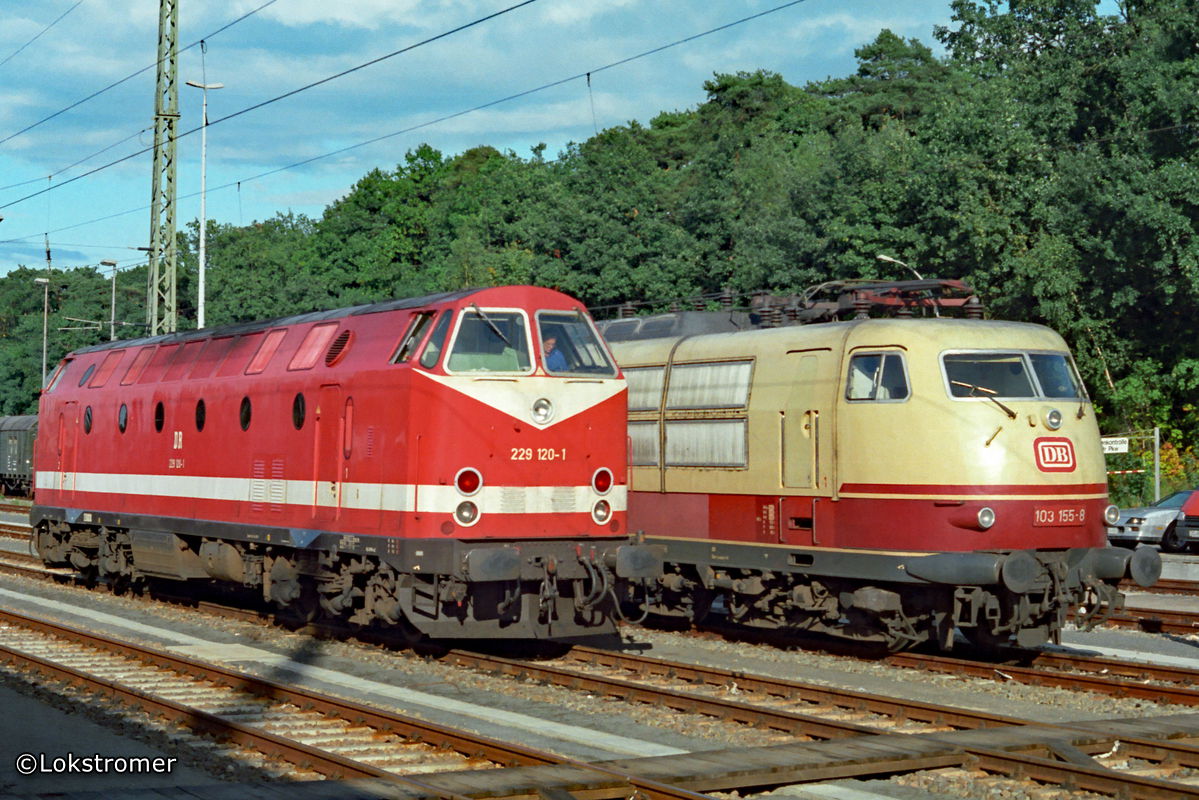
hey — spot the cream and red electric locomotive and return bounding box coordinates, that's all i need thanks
[33,286,658,640]
[601,281,1160,651]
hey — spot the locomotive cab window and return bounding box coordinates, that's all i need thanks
[942,351,1083,400]
[392,311,436,363]
[418,312,453,369]
[846,353,909,401]
[445,308,532,374]
[45,359,71,392]
[1029,353,1086,399]
[535,310,617,377]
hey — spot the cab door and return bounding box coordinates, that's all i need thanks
[781,350,832,490]
[56,402,78,494]
[312,385,343,522]
[780,350,835,545]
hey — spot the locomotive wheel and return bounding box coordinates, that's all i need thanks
[1161,523,1187,553]
[276,578,321,629]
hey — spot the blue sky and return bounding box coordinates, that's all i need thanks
[0,1,966,278]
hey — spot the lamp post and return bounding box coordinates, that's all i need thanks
[185,79,223,329]
[101,260,118,341]
[34,278,49,386]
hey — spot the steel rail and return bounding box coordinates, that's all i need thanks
[0,521,30,538]
[886,650,1199,706]
[0,608,719,800]
[965,745,1199,799]
[448,649,881,740]
[1030,650,1199,687]
[551,646,1027,731]
[1113,604,1199,635]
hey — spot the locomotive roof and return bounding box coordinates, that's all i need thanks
[608,313,1058,340]
[69,288,481,356]
[608,316,1068,361]
[0,414,36,431]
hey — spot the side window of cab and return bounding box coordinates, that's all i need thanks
[418,312,454,369]
[846,352,909,402]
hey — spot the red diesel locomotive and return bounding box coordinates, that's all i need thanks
[33,285,659,641]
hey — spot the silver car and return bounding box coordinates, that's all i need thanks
[1106,490,1194,552]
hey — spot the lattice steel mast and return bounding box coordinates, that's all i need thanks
[147,0,179,334]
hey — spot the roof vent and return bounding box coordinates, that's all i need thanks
[325,330,353,366]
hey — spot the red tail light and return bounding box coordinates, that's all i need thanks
[592,468,613,495]
[455,468,482,496]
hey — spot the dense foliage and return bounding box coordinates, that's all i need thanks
[6,1,1197,502]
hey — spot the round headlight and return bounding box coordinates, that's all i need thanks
[455,501,480,526]
[977,507,996,530]
[1044,408,1063,430]
[455,467,482,496]
[1104,504,1120,525]
[592,499,611,524]
[592,468,613,495]
[531,397,554,424]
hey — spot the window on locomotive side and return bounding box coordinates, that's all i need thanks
[120,347,155,385]
[418,312,453,369]
[246,329,288,375]
[391,311,435,363]
[625,367,665,412]
[445,308,532,374]
[77,363,97,387]
[846,353,909,402]
[289,323,339,371]
[666,361,753,409]
[44,359,71,392]
[292,393,306,430]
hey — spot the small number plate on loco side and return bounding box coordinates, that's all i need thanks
[1033,505,1087,526]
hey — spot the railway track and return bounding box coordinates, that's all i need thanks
[0,607,725,800]
[6,605,1199,798]
[0,499,29,515]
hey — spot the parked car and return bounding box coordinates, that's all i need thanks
[1106,490,1199,552]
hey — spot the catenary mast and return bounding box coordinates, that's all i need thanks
[147,0,179,334]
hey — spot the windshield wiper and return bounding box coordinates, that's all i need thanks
[470,304,512,347]
[950,380,1017,420]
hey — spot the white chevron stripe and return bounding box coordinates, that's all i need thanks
[414,371,625,430]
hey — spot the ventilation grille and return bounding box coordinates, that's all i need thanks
[325,330,353,366]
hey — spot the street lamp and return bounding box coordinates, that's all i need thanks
[185,79,224,329]
[101,260,118,341]
[34,278,48,386]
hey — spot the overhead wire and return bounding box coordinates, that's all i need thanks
[0,0,807,225]
[0,0,84,71]
[0,126,151,194]
[0,0,280,149]
[0,0,544,212]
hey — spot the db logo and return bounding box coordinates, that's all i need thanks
[1034,437,1076,472]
